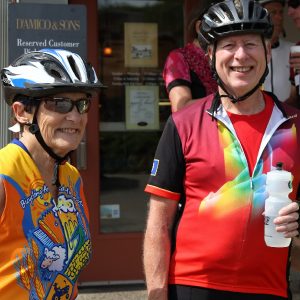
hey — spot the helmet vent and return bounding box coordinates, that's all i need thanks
[43,61,69,82]
[249,1,254,19]
[50,69,62,79]
[67,55,81,81]
[86,63,96,83]
[235,0,244,19]
[219,3,235,21]
[258,7,267,19]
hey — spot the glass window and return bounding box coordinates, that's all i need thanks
[98,0,183,233]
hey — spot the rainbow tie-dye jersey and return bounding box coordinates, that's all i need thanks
[145,92,300,298]
[0,141,91,300]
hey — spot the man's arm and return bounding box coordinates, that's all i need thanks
[169,86,196,112]
[143,194,178,300]
[0,178,5,217]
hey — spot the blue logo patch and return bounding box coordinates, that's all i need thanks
[151,159,159,176]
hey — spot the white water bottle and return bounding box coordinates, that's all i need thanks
[264,162,293,247]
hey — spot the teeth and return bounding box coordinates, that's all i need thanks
[232,67,251,72]
[60,128,77,133]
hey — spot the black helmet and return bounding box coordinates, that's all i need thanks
[1,48,105,105]
[199,0,274,48]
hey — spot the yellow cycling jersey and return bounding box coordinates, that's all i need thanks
[0,141,91,300]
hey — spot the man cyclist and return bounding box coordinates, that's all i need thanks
[143,0,300,299]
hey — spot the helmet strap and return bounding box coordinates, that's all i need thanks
[25,102,71,187]
[211,36,269,105]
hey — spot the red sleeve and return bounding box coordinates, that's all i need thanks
[162,49,191,91]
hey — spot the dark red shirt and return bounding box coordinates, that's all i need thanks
[163,42,217,99]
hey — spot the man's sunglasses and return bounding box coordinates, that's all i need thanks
[43,97,91,114]
[288,0,299,9]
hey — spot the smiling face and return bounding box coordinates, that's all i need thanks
[37,92,88,156]
[209,34,270,97]
[288,5,300,28]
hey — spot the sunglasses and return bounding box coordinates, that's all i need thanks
[43,97,91,114]
[288,0,299,8]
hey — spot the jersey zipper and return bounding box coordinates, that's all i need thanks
[207,108,293,191]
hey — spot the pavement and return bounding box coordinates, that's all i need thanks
[291,272,300,300]
[76,279,300,300]
[77,284,147,300]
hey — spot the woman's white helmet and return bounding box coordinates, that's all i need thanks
[1,48,105,105]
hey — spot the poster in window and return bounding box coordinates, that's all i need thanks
[124,23,158,68]
[125,85,159,130]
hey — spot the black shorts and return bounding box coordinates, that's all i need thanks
[168,285,288,300]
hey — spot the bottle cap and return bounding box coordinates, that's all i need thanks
[266,162,293,192]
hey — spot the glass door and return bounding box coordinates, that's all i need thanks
[98,0,183,234]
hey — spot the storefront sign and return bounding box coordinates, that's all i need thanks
[8,3,86,62]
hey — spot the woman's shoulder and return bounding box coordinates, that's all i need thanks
[61,161,82,179]
[167,46,186,62]
[0,143,21,165]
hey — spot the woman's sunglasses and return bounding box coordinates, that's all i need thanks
[43,97,91,114]
[288,0,299,9]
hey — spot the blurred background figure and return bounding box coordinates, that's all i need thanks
[258,0,295,102]
[286,0,300,108]
[162,5,217,112]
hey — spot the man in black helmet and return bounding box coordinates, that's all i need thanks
[143,0,300,299]
[257,0,295,102]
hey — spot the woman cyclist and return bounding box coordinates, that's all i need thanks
[0,48,104,300]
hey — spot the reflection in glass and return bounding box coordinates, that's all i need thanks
[98,0,183,233]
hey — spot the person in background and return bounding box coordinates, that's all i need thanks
[285,4,300,276]
[143,0,300,299]
[162,5,217,112]
[0,49,104,299]
[286,0,300,108]
[258,0,295,102]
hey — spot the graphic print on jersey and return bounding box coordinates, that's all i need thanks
[0,145,91,300]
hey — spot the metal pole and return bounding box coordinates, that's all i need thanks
[0,0,10,148]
